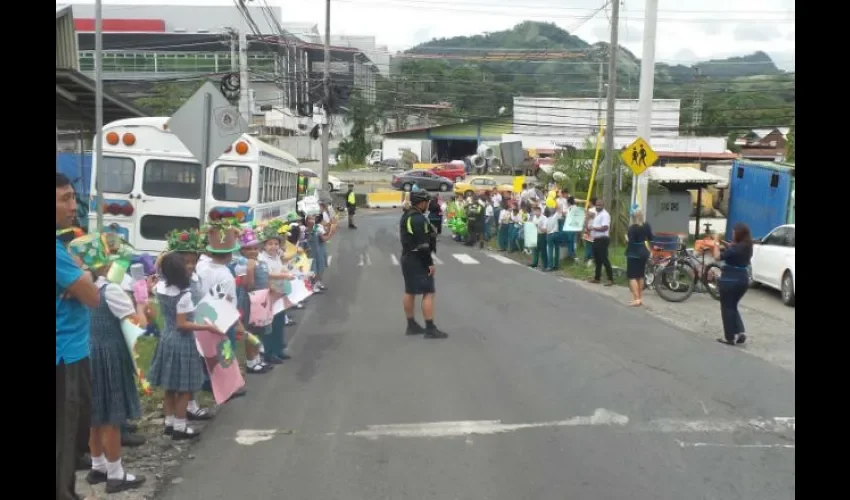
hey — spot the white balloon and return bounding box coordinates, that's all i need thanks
[553,171,566,181]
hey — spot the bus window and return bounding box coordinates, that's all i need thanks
[143,159,201,199]
[101,156,135,194]
[213,165,252,203]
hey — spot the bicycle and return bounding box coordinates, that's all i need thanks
[654,241,723,303]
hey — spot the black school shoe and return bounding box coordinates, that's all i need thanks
[105,474,147,494]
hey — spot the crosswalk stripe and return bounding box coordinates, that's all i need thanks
[391,254,399,266]
[433,256,444,265]
[452,253,480,265]
[487,253,518,265]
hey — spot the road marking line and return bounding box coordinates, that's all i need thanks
[390,254,399,265]
[340,409,796,440]
[433,256,444,265]
[453,253,480,265]
[488,253,518,265]
[676,440,795,450]
[235,429,279,445]
[365,253,372,266]
[345,408,627,439]
[327,255,332,267]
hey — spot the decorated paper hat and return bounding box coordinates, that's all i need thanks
[56,227,86,247]
[260,219,290,242]
[166,228,204,253]
[285,211,300,223]
[68,232,133,270]
[204,219,241,254]
[240,226,260,248]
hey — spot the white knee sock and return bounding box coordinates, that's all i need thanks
[187,400,199,413]
[92,454,107,473]
[173,417,187,432]
[106,458,136,481]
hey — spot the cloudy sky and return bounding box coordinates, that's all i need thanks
[66,0,796,71]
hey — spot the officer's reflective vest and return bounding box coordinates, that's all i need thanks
[400,209,432,255]
[347,192,355,205]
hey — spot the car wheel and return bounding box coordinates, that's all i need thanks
[403,183,412,192]
[328,183,335,192]
[781,271,795,307]
[439,184,449,192]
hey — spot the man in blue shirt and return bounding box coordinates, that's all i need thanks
[56,173,99,500]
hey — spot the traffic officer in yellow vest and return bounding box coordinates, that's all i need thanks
[399,190,447,339]
[346,184,357,229]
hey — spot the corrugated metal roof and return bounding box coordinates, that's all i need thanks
[645,166,725,185]
[56,4,72,19]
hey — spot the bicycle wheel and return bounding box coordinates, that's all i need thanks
[654,260,697,302]
[702,263,723,301]
[644,261,657,289]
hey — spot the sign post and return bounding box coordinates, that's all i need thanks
[620,136,659,211]
[166,82,248,227]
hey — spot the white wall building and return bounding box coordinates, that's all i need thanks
[513,97,682,139]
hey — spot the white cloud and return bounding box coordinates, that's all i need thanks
[64,0,794,68]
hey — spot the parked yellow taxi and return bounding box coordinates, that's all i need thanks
[453,176,514,197]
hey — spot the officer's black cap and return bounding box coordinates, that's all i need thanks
[410,191,431,205]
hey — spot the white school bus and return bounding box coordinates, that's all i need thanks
[88,117,300,252]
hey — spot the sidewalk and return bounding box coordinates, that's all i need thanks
[564,276,796,373]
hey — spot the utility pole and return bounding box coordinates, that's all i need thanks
[320,0,331,193]
[601,0,620,213]
[689,67,703,136]
[631,0,659,212]
[230,30,237,72]
[238,29,252,127]
[596,61,604,134]
[94,0,105,231]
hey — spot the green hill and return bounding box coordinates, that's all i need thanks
[379,21,794,137]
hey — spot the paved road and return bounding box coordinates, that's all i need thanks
[160,213,795,500]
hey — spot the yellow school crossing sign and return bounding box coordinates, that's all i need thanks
[621,137,658,175]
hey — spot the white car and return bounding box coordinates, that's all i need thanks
[327,175,342,192]
[750,223,795,306]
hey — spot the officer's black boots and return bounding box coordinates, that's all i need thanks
[406,319,425,335]
[424,326,448,339]
[423,320,448,339]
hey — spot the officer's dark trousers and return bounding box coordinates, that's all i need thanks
[719,277,748,341]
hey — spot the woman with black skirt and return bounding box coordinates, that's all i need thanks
[625,209,653,306]
[428,196,443,234]
[712,222,753,345]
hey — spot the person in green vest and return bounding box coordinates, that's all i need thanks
[345,184,357,229]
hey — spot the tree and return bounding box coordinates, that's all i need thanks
[133,81,203,116]
[337,91,378,166]
[785,125,795,162]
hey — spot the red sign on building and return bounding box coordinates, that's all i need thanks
[74,18,166,32]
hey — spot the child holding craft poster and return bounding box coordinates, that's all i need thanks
[149,252,225,440]
[257,222,295,363]
[234,226,273,374]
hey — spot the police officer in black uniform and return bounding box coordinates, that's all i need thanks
[400,190,448,339]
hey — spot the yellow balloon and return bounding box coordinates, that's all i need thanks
[546,198,557,209]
